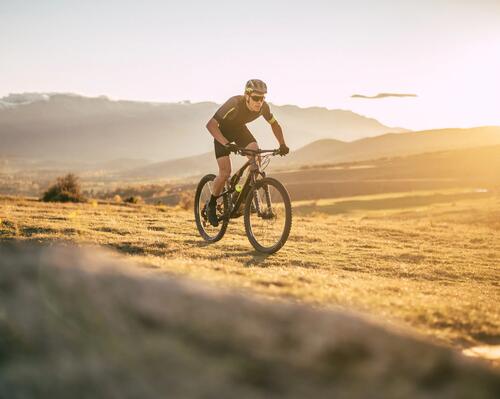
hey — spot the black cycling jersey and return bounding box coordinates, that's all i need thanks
[213,95,277,128]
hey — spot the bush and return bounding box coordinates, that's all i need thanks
[124,196,142,204]
[177,192,194,211]
[42,174,86,203]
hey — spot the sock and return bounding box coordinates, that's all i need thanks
[209,195,217,206]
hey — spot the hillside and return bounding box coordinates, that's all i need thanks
[0,92,406,163]
[273,144,500,201]
[101,144,500,206]
[1,242,499,398]
[120,127,500,180]
[113,145,500,206]
[279,126,500,166]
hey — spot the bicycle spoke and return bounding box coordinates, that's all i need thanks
[247,183,287,250]
[195,175,228,242]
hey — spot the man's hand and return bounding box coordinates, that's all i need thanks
[278,143,289,156]
[225,143,240,153]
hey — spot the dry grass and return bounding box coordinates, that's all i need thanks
[1,189,499,366]
[2,243,499,398]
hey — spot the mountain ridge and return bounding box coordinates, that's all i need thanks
[0,92,408,162]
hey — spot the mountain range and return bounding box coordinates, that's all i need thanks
[0,92,407,162]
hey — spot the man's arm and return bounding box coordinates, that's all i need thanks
[262,102,286,147]
[269,120,289,155]
[271,121,285,146]
[206,118,229,145]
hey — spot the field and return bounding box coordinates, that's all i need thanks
[273,144,500,201]
[2,243,499,398]
[1,187,499,369]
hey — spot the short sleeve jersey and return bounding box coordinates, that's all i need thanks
[213,95,276,128]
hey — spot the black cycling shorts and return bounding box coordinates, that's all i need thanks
[214,125,257,159]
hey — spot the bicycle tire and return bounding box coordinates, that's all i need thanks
[194,174,229,243]
[244,177,292,254]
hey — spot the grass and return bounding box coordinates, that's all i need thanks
[1,189,499,366]
[2,243,499,398]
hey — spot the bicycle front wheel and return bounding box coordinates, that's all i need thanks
[244,177,292,254]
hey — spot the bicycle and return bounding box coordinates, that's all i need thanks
[194,146,292,254]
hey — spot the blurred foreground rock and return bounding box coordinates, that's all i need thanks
[0,242,498,398]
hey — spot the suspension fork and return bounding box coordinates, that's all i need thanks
[263,182,272,210]
[255,170,272,211]
[250,171,273,217]
[250,173,262,216]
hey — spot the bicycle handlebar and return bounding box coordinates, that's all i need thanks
[230,146,280,156]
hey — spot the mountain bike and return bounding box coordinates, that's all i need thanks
[194,147,292,254]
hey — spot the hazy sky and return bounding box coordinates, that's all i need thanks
[1,0,499,130]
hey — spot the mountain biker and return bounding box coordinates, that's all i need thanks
[205,79,289,227]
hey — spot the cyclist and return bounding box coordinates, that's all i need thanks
[205,79,289,227]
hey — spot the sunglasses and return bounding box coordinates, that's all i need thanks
[250,95,265,102]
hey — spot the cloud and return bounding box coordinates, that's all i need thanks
[351,93,417,99]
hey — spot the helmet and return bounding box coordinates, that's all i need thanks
[245,79,267,94]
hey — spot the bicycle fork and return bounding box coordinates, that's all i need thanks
[251,174,273,218]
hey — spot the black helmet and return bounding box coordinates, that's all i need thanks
[245,79,267,95]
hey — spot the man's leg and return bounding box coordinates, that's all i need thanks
[243,142,261,215]
[234,126,259,170]
[212,156,232,197]
[207,155,231,227]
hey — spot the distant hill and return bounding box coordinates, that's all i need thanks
[0,156,152,176]
[279,126,500,167]
[0,92,406,162]
[273,144,500,201]
[121,126,500,180]
[123,151,217,180]
[113,144,500,204]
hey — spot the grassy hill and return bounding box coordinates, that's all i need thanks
[102,144,500,206]
[274,144,500,201]
[1,242,499,398]
[279,126,500,166]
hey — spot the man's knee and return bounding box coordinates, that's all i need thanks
[219,170,231,180]
[216,156,232,180]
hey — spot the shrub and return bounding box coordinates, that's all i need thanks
[124,196,142,204]
[177,192,194,211]
[42,174,86,203]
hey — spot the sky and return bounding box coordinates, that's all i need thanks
[1,0,499,130]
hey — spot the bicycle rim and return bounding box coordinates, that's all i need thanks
[194,174,228,242]
[244,178,292,253]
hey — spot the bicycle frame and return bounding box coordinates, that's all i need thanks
[217,158,265,219]
[209,147,279,222]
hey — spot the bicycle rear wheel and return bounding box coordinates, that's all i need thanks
[244,177,292,254]
[194,174,229,242]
